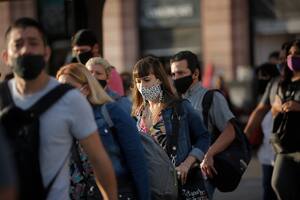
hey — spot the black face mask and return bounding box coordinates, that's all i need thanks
[173,75,193,94]
[76,51,93,65]
[98,79,107,88]
[12,55,45,80]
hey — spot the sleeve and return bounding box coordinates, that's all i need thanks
[210,92,235,132]
[68,90,98,140]
[108,104,150,200]
[183,100,210,161]
[259,80,273,106]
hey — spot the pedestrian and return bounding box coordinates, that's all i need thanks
[131,56,210,199]
[85,57,132,114]
[270,40,300,200]
[57,63,150,200]
[244,42,292,200]
[1,17,117,200]
[170,50,236,199]
[71,29,124,96]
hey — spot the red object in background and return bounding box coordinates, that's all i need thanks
[202,63,214,89]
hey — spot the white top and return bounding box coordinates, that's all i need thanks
[8,77,98,200]
[257,110,275,166]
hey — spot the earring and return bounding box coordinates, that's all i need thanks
[159,90,164,102]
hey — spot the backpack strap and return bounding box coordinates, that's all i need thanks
[0,81,14,109]
[202,90,215,127]
[100,103,114,128]
[28,84,73,117]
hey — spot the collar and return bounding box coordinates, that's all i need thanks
[183,82,203,98]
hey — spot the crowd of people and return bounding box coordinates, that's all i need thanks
[0,17,299,200]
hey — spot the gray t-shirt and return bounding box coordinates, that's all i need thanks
[260,77,280,106]
[183,83,235,134]
[8,77,98,200]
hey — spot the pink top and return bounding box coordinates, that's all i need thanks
[108,67,124,96]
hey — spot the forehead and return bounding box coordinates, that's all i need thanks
[86,63,105,72]
[135,73,156,80]
[58,74,81,86]
[7,27,43,43]
[171,59,189,71]
[289,46,300,55]
[73,45,91,52]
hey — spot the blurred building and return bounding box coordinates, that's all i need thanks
[0,0,300,108]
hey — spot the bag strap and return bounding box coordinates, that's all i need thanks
[100,103,114,128]
[202,90,217,127]
[28,84,73,118]
[0,81,14,109]
[45,146,72,195]
[167,99,184,165]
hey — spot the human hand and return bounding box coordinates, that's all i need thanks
[175,162,191,185]
[272,95,283,116]
[281,100,300,112]
[200,154,217,178]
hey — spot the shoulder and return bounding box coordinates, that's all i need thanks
[212,90,228,104]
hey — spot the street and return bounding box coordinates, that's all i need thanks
[214,156,262,200]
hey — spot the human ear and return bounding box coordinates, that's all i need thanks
[44,46,51,63]
[192,68,200,80]
[92,44,99,56]
[1,49,9,65]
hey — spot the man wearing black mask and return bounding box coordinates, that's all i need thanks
[71,29,99,65]
[71,29,125,96]
[170,50,236,199]
[1,17,117,200]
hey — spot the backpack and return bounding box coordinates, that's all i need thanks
[0,81,73,200]
[202,90,251,192]
[103,104,178,200]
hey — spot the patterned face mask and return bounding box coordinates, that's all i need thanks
[138,83,162,102]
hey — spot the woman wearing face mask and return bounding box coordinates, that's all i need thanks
[270,40,300,200]
[56,63,150,200]
[131,56,210,199]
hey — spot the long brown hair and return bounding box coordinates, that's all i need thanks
[131,56,178,116]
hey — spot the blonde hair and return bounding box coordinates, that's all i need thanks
[86,57,113,77]
[56,63,113,105]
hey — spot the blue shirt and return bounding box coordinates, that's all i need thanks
[136,99,210,166]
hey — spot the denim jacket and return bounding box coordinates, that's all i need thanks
[136,99,210,166]
[106,88,132,114]
[93,102,150,200]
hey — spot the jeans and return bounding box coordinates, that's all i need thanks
[261,164,277,200]
[204,179,215,200]
[271,153,300,200]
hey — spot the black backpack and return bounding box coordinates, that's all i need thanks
[202,90,251,192]
[0,81,73,200]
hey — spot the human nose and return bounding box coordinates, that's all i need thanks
[19,42,32,55]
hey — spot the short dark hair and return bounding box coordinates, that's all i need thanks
[5,17,48,45]
[268,51,279,61]
[170,50,201,80]
[71,29,98,47]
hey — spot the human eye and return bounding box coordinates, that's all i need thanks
[14,41,23,50]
